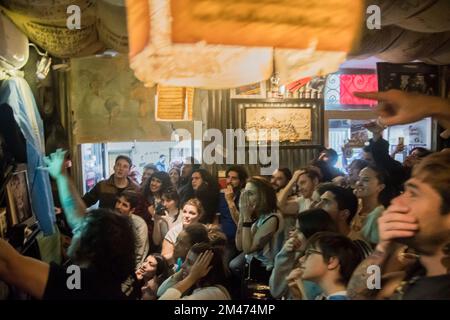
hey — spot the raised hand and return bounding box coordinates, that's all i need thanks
[286,267,304,300]
[42,148,67,179]
[392,142,405,155]
[188,250,213,281]
[353,90,447,127]
[282,230,303,253]
[239,191,256,219]
[292,169,305,182]
[224,184,235,203]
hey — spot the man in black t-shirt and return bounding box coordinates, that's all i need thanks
[0,149,136,300]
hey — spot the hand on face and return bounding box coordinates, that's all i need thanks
[286,267,304,300]
[224,184,235,202]
[377,204,419,251]
[283,230,303,253]
[292,169,305,182]
[188,250,213,281]
[239,191,256,217]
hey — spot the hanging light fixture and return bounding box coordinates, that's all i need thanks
[29,43,52,80]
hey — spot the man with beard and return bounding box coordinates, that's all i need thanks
[178,156,201,202]
[348,150,450,300]
[278,168,321,215]
[218,165,248,262]
[277,168,321,244]
[270,168,292,192]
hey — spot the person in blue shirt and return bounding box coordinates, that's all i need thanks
[155,154,167,172]
[218,165,248,264]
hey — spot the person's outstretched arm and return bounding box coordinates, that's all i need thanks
[0,238,49,299]
[354,90,450,129]
[42,149,86,230]
[277,170,304,215]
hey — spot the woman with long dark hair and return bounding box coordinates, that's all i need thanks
[135,171,171,249]
[351,164,397,244]
[135,254,171,300]
[180,168,220,224]
[152,188,182,247]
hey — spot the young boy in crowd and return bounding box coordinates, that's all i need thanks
[294,232,362,300]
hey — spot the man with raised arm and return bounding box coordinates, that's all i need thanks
[0,149,136,299]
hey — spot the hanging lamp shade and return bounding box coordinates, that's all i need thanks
[126,0,364,89]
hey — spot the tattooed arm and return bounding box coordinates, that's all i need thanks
[235,217,243,252]
[347,244,394,300]
[348,203,419,299]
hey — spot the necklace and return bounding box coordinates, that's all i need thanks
[392,275,421,300]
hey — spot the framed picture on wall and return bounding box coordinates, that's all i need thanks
[377,62,440,96]
[245,107,312,142]
[231,81,267,99]
[5,164,35,228]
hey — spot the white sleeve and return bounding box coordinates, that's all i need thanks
[158,288,183,300]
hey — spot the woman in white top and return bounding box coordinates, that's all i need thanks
[152,189,182,246]
[161,198,205,263]
[159,242,231,300]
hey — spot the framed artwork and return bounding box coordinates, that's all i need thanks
[245,107,312,142]
[231,82,267,99]
[5,164,35,227]
[377,62,440,96]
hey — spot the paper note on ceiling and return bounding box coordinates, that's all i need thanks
[170,0,363,52]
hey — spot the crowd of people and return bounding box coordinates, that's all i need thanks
[0,89,449,300]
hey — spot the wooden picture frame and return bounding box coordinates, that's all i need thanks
[235,99,323,147]
[231,82,267,99]
[245,107,312,142]
[377,62,440,96]
[5,164,35,227]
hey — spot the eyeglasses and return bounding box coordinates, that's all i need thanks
[304,248,323,259]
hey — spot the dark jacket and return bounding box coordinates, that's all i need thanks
[82,175,140,209]
[369,137,407,195]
